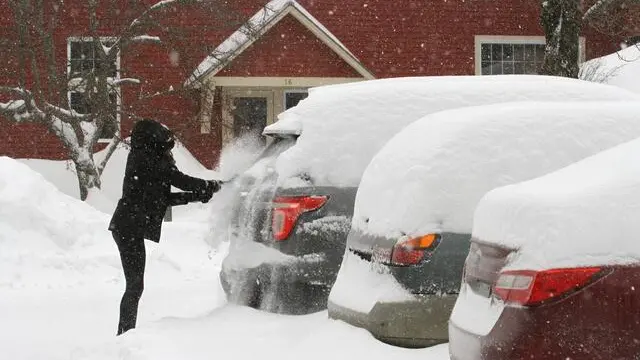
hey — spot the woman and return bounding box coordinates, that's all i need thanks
[109,119,220,335]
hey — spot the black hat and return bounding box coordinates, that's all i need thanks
[131,119,175,152]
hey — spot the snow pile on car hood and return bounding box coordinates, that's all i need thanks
[474,136,640,270]
[581,45,640,93]
[353,101,640,239]
[265,75,638,187]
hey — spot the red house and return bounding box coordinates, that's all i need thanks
[0,0,634,168]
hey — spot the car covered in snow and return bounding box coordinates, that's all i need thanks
[220,75,640,314]
[327,100,640,347]
[449,136,640,360]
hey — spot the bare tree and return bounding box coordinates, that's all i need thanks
[0,0,242,200]
[540,0,640,78]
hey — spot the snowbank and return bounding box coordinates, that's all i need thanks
[353,101,640,239]
[329,251,415,313]
[0,156,110,289]
[581,45,640,93]
[473,136,640,270]
[0,155,219,290]
[266,75,638,188]
[69,306,449,360]
[21,139,217,216]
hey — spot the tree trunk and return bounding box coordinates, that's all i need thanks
[540,0,582,78]
[72,149,101,201]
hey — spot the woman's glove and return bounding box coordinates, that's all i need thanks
[198,180,221,203]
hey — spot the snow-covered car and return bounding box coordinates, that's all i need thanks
[449,136,640,360]
[327,100,640,347]
[220,75,639,314]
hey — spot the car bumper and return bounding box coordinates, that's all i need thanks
[221,255,334,288]
[327,294,456,348]
[449,302,639,360]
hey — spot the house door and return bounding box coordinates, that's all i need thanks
[223,89,274,145]
[232,97,268,140]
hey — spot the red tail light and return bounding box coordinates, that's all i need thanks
[391,234,441,266]
[494,267,602,306]
[271,196,328,241]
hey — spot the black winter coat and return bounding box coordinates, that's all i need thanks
[108,120,211,242]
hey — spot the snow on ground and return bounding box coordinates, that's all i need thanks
[0,155,448,360]
[266,75,638,188]
[581,45,640,93]
[473,136,640,270]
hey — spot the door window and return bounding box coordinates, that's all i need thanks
[232,97,268,139]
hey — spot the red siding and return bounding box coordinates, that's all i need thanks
[0,0,637,168]
[219,15,362,77]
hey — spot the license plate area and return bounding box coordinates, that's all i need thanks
[469,279,493,298]
[372,246,392,264]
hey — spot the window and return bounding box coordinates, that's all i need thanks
[284,89,308,110]
[480,43,545,75]
[475,36,586,76]
[67,37,120,140]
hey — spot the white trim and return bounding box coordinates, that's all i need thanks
[185,0,374,87]
[66,36,121,142]
[199,80,215,134]
[212,76,364,87]
[474,35,587,75]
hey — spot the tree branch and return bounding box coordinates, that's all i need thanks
[96,134,123,175]
[130,35,162,44]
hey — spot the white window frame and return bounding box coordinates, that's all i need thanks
[474,35,586,76]
[283,88,308,110]
[67,36,121,142]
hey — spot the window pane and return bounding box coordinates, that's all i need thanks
[535,44,546,63]
[70,59,82,75]
[481,44,491,61]
[524,45,535,61]
[481,61,492,75]
[514,62,525,74]
[491,44,502,61]
[82,59,94,72]
[503,44,514,61]
[285,91,308,109]
[232,97,268,142]
[503,62,514,74]
[524,62,537,74]
[81,41,94,59]
[514,45,524,61]
[70,42,82,59]
[70,92,91,114]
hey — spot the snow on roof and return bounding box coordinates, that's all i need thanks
[185,0,373,87]
[473,134,640,270]
[267,75,639,188]
[581,45,640,93]
[353,101,640,241]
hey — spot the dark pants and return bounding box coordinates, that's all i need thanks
[112,231,146,335]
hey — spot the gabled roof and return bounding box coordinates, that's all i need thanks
[184,0,374,87]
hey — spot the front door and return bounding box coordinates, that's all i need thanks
[223,89,274,146]
[232,97,268,141]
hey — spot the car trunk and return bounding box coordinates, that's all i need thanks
[228,135,296,245]
[464,239,513,298]
[449,238,514,336]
